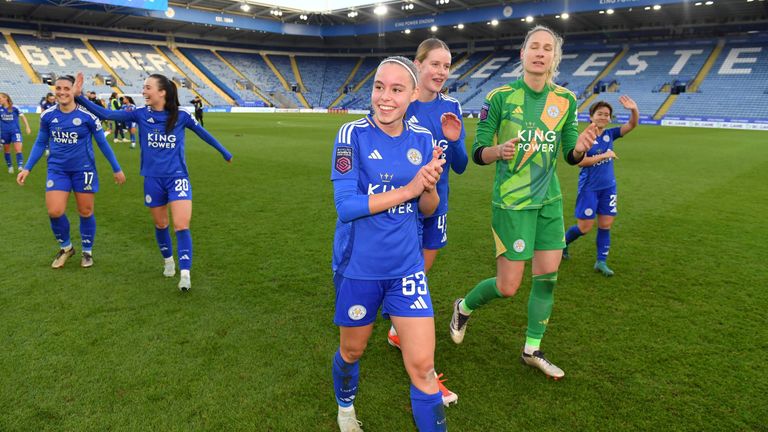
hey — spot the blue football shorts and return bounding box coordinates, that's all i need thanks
[574,185,618,219]
[46,169,99,193]
[143,176,192,208]
[333,270,434,327]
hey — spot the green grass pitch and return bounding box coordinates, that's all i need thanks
[0,113,765,431]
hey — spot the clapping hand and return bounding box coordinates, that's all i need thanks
[441,112,462,142]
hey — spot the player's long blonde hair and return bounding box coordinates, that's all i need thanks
[0,92,12,109]
[521,25,563,88]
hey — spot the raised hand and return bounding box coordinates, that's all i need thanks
[441,112,462,142]
[497,137,519,161]
[619,95,637,111]
[604,149,618,160]
[74,72,84,97]
[576,123,600,153]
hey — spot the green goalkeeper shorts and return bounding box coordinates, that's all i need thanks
[491,200,566,261]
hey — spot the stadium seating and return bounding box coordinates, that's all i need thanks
[1,33,766,120]
[216,51,300,108]
[295,56,358,108]
[337,57,380,110]
[588,41,715,118]
[155,46,229,106]
[88,40,199,105]
[11,34,114,103]
[667,41,768,120]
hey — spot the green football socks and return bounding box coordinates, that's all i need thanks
[461,277,503,312]
[526,272,557,341]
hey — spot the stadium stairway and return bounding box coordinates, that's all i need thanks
[261,54,309,108]
[82,39,126,92]
[289,55,311,108]
[212,50,272,106]
[172,48,237,106]
[3,33,41,84]
[152,47,211,106]
[578,46,629,112]
[688,39,726,93]
[456,52,495,82]
[329,58,363,108]
[655,40,725,119]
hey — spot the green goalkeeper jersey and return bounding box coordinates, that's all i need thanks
[474,78,579,210]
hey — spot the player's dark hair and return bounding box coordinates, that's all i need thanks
[56,75,75,84]
[378,56,419,88]
[149,73,180,133]
[589,101,613,117]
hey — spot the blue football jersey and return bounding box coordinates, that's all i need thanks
[578,127,621,192]
[405,93,467,216]
[0,106,22,133]
[25,105,121,173]
[332,115,435,280]
[75,96,231,177]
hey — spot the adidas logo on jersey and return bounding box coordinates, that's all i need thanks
[368,149,383,159]
[410,296,429,310]
[51,118,59,123]
[180,254,190,260]
[178,191,188,198]
[513,106,523,114]
[148,118,155,123]
[407,115,419,124]
[83,184,92,191]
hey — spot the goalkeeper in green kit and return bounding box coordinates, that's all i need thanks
[449,25,599,379]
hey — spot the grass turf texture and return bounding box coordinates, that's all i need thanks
[0,113,765,431]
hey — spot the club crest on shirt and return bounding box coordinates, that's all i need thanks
[407,148,422,165]
[348,305,367,321]
[513,239,526,253]
[145,194,152,204]
[335,146,353,174]
[73,118,82,126]
[479,103,490,121]
[547,105,560,119]
[603,135,610,142]
[46,180,54,188]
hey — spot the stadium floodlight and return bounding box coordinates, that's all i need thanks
[404,28,411,34]
[694,1,702,4]
[490,19,498,26]
[606,8,614,14]
[299,14,308,20]
[599,10,605,14]
[653,4,661,9]
[644,6,651,9]
[347,10,358,17]
[373,5,388,15]
[525,15,534,22]
[704,0,713,3]
[561,12,570,19]
[457,23,464,29]
[430,25,438,32]
[240,3,250,12]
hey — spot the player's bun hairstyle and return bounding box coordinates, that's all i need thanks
[415,38,450,63]
[378,56,419,88]
[149,74,181,133]
[589,101,614,117]
[56,75,75,84]
[0,92,12,108]
[521,25,563,88]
